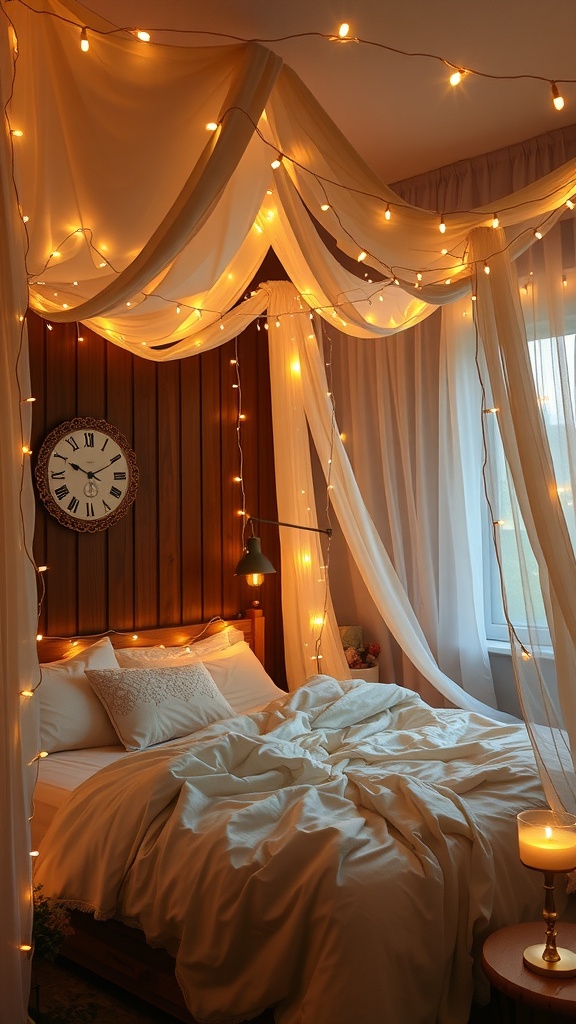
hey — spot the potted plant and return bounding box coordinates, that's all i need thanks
[28,885,74,1022]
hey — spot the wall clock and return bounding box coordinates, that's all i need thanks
[35,417,139,533]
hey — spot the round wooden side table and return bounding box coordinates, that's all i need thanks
[482,922,576,1019]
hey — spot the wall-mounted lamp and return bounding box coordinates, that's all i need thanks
[235,516,332,585]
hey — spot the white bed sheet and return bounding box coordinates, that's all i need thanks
[32,746,128,847]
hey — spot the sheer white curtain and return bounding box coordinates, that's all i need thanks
[327,299,495,707]
[0,17,41,1023]
[473,218,576,813]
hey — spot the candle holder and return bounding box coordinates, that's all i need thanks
[517,809,576,978]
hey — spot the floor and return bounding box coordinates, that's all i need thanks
[29,956,275,1024]
[29,956,503,1024]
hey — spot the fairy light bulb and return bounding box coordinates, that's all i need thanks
[338,23,350,38]
[385,204,391,221]
[271,155,282,170]
[320,203,330,212]
[80,27,89,51]
[439,215,446,234]
[484,262,491,275]
[534,228,543,240]
[133,29,150,42]
[566,198,575,210]
[449,69,463,86]
[357,251,367,262]
[11,129,23,138]
[492,214,500,229]
[551,81,565,111]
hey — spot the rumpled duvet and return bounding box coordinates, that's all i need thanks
[35,676,547,1024]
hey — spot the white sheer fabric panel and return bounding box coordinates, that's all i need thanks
[281,292,512,720]
[0,16,41,1023]
[264,282,349,687]
[471,225,576,812]
[327,301,496,708]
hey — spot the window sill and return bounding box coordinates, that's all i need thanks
[487,639,555,660]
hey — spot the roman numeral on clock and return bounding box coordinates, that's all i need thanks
[67,496,80,514]
[54,484,69,501]
[110,486,122,499]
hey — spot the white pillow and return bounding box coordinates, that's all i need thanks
[201,641,286,714]
[114,625,244,668]
[86,662,235,751]
[39,638,120,752]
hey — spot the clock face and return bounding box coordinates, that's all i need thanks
[35,418,139,532]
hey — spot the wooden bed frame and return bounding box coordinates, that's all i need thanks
[36,610,266,1024]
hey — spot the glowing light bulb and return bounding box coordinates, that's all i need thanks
[11,129,23,137]
[534,228,543,240]
[551,81,565,111]
[133,29,150,41]
[320,203,330,211]
[385,204,391,220]
[357,251,367,262]
[492,214,500,229]
[439,216,446,234]
[246,573,264,587]
[338,23,350,38]
[271,155,282,169]
[484,262,491,275]
[80,27,89,51]
[566,199,575,210]
[449,69,463,86]
[205,121,218,132]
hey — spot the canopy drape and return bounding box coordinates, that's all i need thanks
[3,1,576,1020]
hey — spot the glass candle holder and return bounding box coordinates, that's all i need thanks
[517,809,576,977]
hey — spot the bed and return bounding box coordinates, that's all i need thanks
[33,614,553,1024]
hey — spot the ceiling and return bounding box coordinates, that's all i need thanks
[83,0,576,184]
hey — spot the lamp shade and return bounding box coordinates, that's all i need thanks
[234,536,276,578]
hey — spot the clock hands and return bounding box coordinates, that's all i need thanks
[90,456,122,476]
[69,462,101,481]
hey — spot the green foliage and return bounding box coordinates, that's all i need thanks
[32,886,74,963]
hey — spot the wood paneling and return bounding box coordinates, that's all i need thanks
[29,275,287,686]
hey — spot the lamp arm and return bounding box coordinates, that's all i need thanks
[246,516,332,538]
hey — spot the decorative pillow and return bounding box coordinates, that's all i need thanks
[39,638,120,752]
[201,641,286,714]
[114,625,244,668]
[86,662,235,751]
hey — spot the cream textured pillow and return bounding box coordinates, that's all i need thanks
[39,637,120,752]
[201,641,287,714]
[86,662,235,750]
[114,625,244,668]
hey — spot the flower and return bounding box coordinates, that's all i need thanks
[343,640,380,669]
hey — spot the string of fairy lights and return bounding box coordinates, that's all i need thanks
[7,0,576,959]
[5,0,576,344]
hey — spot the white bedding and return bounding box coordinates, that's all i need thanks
[31,746,128,847]
[35,676,547,1024]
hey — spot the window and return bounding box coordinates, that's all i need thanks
[483,334,576,646]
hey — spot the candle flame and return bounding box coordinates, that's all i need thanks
[545,826,553,840]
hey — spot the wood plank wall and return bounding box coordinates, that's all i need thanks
[28,288,287,687]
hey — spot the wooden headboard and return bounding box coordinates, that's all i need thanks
[36,609,264,665]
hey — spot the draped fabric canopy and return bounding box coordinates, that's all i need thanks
[3,0,576,1020]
